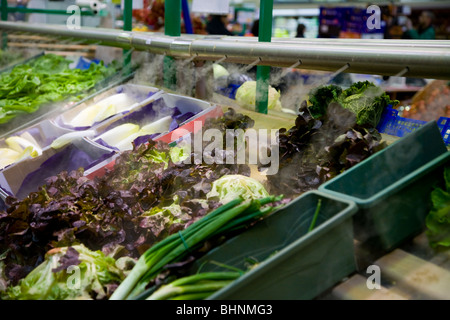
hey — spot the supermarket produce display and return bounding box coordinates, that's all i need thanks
[0,80,448,300]
[0,21,449,301]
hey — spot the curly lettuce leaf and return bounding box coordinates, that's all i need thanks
[426,167,450,248]
[307,84,342,119]
[307,81,399,128]
[206,174,270,204]
[339,81,399,128]
[1,244,127,300]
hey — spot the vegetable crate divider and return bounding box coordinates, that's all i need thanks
[83,95,224,180]
[185,190,358,300]
[319,120,449,256]
[0,117,80,201]
[50,83,164,132]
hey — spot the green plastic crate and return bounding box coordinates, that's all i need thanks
[319,120,448,253]
[186,190,358,300]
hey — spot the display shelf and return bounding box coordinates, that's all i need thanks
[0,19,449,301]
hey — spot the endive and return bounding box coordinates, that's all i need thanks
[69,93,133,127]
[50,130,96,149]
[96,123,140,147]
[139,116,173,136]
[5,135,42,156]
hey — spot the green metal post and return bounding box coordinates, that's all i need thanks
[163,0,181,91]
[255,0,273,114]
[123,0,132,74]
[1,0,7,50]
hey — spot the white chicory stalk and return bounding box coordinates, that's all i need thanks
[5,135,42,156]
[69,93,133,127]
[139,116,173,136]
[50,130,96,149]
[96,123,140,147]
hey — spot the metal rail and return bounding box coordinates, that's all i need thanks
[1,21,450,79]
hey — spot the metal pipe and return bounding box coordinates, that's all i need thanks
[220,36,450,48]
[189,39,450,79]
[0,22,449,80]
[0,22,132,48]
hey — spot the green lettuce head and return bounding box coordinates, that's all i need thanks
[235,81,282,111]
[2,244,132,300]
[206,174,270,204]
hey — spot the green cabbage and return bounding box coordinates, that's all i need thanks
[213,63,230,79]
[235,81,282,111]
[2,244,130,300]
[307,81,399,128]
[206,174,270,204]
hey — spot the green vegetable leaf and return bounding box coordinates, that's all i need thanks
[1,244,127,300]
[425,167,450,249]
[206,174,270,204]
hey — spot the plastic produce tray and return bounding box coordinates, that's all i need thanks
[83,94,223,179]
[0,137,116,202]
[377,107,450,146]
[186,190,358,300]
[319,120,448,252]
[51,83,163,131]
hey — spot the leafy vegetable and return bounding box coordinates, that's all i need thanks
[307,84,342,119]
[1,244,130,300]
[235,81,283,111]
[307,81,399,128]
[110,195,283,300]
[0,54,117,125]
[426,166,450,249]
[261,99,387,197]
[206,174,270,204]
[0,109,255,293]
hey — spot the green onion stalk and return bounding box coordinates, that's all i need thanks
[146,272,242,300]
[110,195,283,300]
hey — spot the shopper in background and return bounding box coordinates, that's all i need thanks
[403,11,436,40]
[250,19,259,37]
[206,14,233,36]
[296,23,306,38]
[382,4,403,39]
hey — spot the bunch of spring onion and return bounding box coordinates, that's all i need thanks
[145,271,242,300]
[110,195,283,300]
